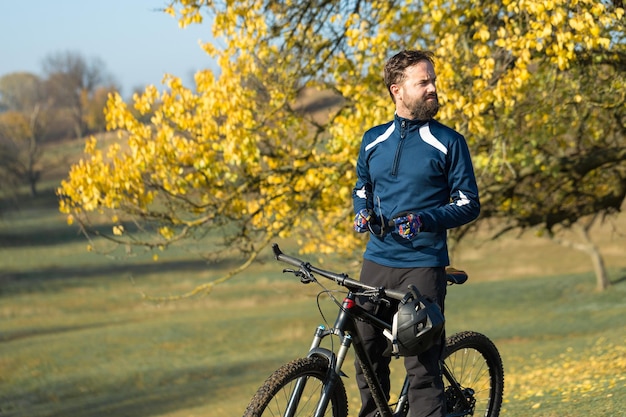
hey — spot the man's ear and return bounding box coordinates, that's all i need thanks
[390,84,400,100]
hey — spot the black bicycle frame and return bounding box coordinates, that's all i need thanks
[306,291,473,417]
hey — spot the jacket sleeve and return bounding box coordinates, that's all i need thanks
[352,137,373,214]
[420,135,480,231]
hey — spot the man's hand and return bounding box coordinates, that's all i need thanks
[394,213,422,239]
[354,209,374,233]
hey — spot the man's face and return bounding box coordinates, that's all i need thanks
[391,60,439,120]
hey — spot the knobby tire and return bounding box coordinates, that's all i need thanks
[243,355,348,417]
[443,331,504,417]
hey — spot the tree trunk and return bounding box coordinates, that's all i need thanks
[549,223,611,291]
[575,224,611,291]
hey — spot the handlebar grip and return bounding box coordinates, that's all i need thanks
[383,288,407,301]
[272,243,303,268]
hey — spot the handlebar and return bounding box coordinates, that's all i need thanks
[272,243,407,301]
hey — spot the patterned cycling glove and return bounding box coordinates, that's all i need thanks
[353,209,374,233]
[394,213,422,239]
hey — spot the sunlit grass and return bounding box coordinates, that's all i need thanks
[1,187,626,417]
[509,338,626,401]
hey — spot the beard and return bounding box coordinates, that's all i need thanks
[409,94,439,120]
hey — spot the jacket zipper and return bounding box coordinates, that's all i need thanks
[391,120,406,177]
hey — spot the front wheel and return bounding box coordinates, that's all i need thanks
[443,331,504,417]
[243,355,348,417]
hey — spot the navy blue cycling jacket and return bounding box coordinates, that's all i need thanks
[352,114,480,268]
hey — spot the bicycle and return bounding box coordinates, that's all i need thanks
[243,243,504,417]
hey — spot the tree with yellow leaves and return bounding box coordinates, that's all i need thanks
[59,0,625,294]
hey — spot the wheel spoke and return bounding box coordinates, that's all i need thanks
[443,332,504,417]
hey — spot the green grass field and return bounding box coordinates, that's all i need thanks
[2,178,626,417]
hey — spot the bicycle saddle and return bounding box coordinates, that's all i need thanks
[445,267,468,285]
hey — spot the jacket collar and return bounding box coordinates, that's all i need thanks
[394,113,430,128]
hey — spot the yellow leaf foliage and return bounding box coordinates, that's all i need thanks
[59,0,625,258]
[506,339,626,405]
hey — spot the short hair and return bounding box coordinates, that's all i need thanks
[383,50,435,101]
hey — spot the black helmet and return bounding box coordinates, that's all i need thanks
[384,285,445,356]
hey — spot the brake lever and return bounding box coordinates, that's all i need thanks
[282,268,315,284]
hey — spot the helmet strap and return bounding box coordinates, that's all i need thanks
[383,312,401,358]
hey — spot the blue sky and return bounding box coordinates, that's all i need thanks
[0,0,217,98]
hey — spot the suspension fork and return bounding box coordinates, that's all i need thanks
[310,294,358,417]
[310,333,352,417]
[283,325,330,417]
[284,295,356,417]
